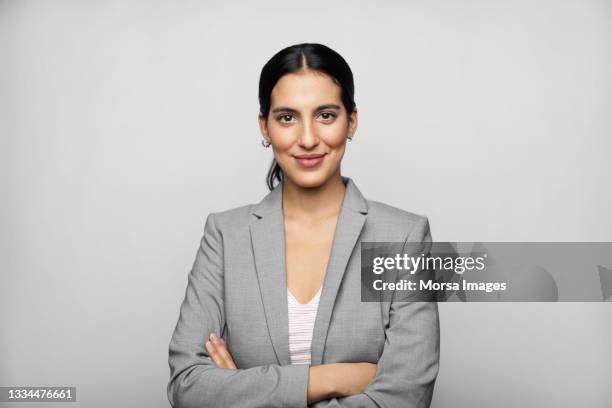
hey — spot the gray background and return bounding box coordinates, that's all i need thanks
[1,1,611,407]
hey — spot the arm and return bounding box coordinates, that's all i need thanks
[167,213,310,408]
[204,326,369,405]
[309,216,440,408]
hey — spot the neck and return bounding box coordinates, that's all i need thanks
[281,171,346,221]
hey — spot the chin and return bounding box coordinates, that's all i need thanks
[286,171,331,189]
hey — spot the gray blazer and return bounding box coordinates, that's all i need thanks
[167,176,440,408]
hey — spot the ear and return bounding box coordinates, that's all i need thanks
[348,107,358,139]
[258,113,271,143]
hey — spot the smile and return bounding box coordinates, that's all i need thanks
[293,154,326,168]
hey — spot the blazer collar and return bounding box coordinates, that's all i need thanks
[248,176,368,366]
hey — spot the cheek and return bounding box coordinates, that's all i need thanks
[319,122,348,147]
[268,125,295,152]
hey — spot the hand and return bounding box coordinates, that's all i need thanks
[205,333,237,369]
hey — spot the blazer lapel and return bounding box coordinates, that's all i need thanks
[310,177,368,365]
[249,176,368,366]
[249,183,290,365]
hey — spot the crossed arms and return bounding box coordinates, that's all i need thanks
[167,213,440,408]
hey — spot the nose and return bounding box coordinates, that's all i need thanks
[297,120,320,149]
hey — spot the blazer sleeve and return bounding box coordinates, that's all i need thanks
[167,213,310,408]
[309,216,440,408]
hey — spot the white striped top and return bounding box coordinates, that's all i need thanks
[287,286,322,365]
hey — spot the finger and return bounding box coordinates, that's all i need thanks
[210,334,237,369]
[206,339,235,369]
[209,334,227,358]
[209,334,237,369]
[205,341,227,368]
[205,341,216,364]
[218,343,237,369]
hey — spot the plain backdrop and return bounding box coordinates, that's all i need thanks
[1,1,611,407]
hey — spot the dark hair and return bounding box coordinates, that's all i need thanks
[258,43,356,190]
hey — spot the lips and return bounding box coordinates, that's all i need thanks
[293,153,326,168]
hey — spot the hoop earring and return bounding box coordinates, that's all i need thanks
[261,139,271,148]
[347,135,353,142]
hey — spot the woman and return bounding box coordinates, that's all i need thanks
[167,43,440,408]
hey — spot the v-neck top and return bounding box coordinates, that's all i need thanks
[287,286,322,365]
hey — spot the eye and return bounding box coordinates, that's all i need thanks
[276,114,295,124]
[319,111,337,121]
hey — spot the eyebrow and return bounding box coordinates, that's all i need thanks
[271,104,341,114]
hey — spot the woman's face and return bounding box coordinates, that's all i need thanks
[258,69,358,189]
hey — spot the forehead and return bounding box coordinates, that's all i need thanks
[270,70,342,108]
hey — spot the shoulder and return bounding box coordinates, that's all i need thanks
[366,199,426,224]
[202,203,256,233]
[365,199,431,241]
